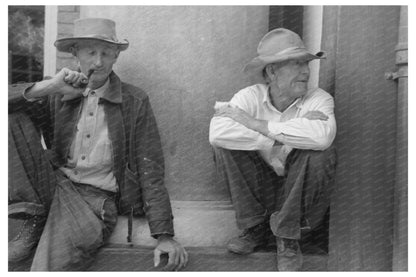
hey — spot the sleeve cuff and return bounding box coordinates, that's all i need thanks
[153,233,174,240]
[149,219,175,239]
[257,131,275,150]
[22,84,44,102]
[267,121,284,137]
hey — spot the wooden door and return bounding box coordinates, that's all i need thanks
[320,6,402,270]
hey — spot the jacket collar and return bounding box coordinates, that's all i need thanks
[61,71,122,103]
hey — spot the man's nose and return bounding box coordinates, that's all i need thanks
[301,63,310,75]
[93,55,103,67]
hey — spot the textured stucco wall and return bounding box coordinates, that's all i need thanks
[56,6,80,71]
[79,6,269,200]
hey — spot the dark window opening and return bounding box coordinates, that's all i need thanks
[9,6,45,84]
[269,6,304,36]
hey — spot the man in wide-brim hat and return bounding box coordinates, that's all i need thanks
[209,28,337,271]
[8,18,187,271]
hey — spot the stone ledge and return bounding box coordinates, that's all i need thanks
[87,246,327,271]
[108,200,240,247]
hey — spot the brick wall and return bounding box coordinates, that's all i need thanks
[56,6,80,71]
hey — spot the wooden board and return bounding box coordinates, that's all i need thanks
[325,6,401,271]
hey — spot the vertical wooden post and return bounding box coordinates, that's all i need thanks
[327,6,400,271]
[43,5,58,76]
[318,6,340,96]
[392,5,408,271]
[268,6,303,34]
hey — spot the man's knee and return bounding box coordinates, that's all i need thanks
[309,145,336,170]
[212,146,264,171]
[213,146,239,163]
[9,112,41,143]
[212,145,227,157]
[290,145,337,171]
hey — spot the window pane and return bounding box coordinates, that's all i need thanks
[9,6,45,84]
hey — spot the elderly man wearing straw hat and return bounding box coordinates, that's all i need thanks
[209,28,337,271]
[8,18,187,271]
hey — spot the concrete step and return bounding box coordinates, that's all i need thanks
[109,200,240,247]
[9,244,328,271]
[87,245,328,271]
[9,200,329,271]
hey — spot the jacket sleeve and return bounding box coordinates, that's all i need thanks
[134,96,174,238]
[8,83,52,145]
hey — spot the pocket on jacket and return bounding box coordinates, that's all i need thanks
[118,164,144,215]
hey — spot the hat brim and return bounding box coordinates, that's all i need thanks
[54,37,129,53]
[243,50,325,75]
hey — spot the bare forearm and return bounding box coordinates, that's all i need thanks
[246,118,269,137]
[214,106,283,146]
[245,118,284,146]
[25,68,88,100]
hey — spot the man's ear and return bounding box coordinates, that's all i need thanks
[69,45,78,57]
[265,64,275,79]
[115,49,121,59]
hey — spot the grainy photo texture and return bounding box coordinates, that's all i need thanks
[8,5,407,272]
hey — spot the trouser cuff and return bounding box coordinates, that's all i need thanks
[237,210,268,230]
[269,211,301,240]
[8,202,46,218]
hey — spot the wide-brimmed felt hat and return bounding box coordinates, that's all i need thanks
[54,18,129,53]
[243,28,325,76]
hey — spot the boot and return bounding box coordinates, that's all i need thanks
[276,237,303,271]
[9,216,46,262]
[227,221,270,255]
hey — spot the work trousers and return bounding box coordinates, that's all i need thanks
[213,145,337,240]
[8,112,118,271]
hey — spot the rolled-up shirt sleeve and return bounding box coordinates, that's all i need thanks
[267,93,336,150]
[209,87,275,151]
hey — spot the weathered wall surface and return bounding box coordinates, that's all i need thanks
[55,6,80,71]
[78,6,269,200]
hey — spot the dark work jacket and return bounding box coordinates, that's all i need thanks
[8,71,174,239]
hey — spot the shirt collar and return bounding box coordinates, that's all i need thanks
[262,84,303,111]
[61,71,122,104]
[82,78,109,98]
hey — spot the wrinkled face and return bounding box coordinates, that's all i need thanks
[270,59,310,99]
[73,40,119,88]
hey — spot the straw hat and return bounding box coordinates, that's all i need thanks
[243,28,325,75]
[54,18,129,53]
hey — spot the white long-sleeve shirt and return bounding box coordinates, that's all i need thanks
[209,84,336,175]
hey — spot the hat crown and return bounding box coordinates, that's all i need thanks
[73,18,118,41]
[257,28,305,56]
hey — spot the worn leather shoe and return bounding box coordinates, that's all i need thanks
[9,216,46,262]
[276,237,303,271]
[227,221,270,255]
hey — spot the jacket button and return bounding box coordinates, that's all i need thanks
[81,155,86,160]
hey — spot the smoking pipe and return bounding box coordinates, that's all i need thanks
[79,69,94,88]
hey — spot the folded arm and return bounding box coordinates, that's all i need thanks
[210,92,336,151]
